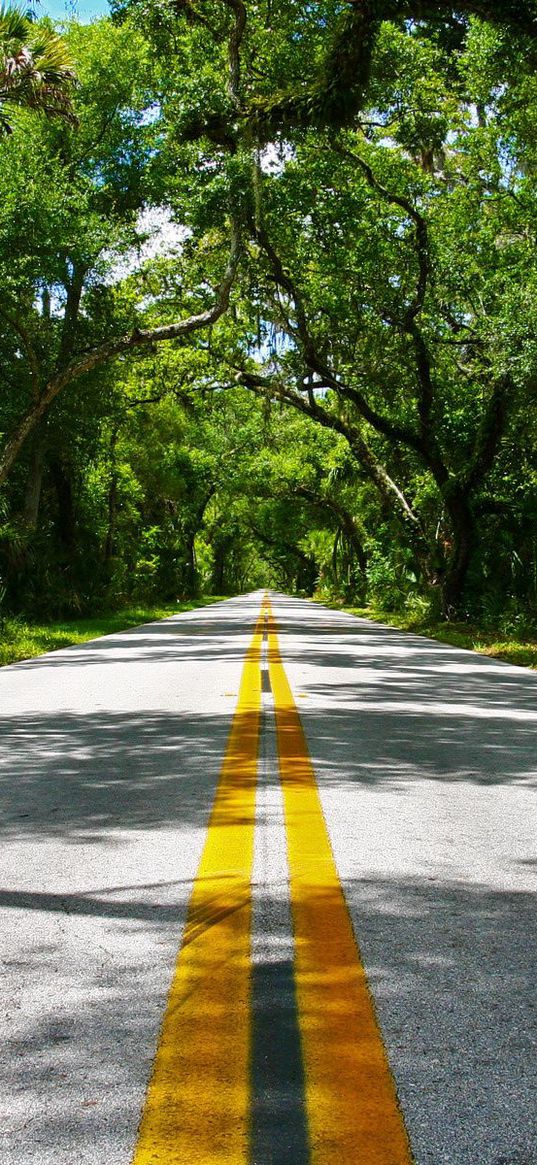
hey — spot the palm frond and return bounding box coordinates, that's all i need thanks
[0,3,77,133]
[0,3,28,41]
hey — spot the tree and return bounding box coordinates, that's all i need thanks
[251,1,537,139]
[137,5,537,613]
[0,12,241,488]
[3,2,537,621]
[0,3,76,134]
[126,1,537,149]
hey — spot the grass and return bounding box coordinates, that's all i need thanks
[0,596,226,668]
[314,599,537,670]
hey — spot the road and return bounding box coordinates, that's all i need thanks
[0,591,536,1165]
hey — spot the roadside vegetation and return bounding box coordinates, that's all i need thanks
[2,2,537,662]
[0,597,225,666]
[316,599,537,670]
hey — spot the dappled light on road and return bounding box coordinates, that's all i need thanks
[0,593,536,1164]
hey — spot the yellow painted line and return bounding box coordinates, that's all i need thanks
[267,602,414,1165]
[132,601,268,1165]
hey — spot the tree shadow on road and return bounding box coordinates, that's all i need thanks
[0,709,233,840]
[1,594,536,1163]
[270,596,537,789]
[4,610,253,670]
[2,869,536,1165]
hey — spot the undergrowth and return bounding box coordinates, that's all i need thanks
[318,600,537,670]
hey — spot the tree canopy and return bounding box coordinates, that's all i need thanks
[1,1,537,626]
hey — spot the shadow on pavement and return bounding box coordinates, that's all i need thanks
[1,594,536,1164]
[2,871,536,1165]
[0,710,231,840]
[5,612,253,671]
[272,595,537,789]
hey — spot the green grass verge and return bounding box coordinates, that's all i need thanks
[0,596,227,668]
[313,599,537,670]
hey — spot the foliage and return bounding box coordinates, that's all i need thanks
[0,3,76,134]
[321,601,537,671]
[1,2,537,644]
[0,598,225,666]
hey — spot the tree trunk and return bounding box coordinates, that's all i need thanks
[441,489,475,616]
[50,458,76,550]
[296,552,317,595]
[212,540,227,592]
[105,474,118,566]
[338,514,368,576]
[332,528,341,584]
[183,534,199,596]
[104,431,119,566]
[23,435,46,530]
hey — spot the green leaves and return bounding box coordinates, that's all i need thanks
[0,4,76,134]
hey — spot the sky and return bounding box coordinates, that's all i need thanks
[38,0,110,23]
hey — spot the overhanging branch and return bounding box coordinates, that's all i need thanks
[0,226,241,486]
[235,367,426,536]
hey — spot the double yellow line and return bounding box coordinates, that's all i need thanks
[132,597,413,1165]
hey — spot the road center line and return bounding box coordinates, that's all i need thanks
[266,601,415,1165]
[250,631,309,1165]
[132,596,414,1165]
[131,604,266,1165]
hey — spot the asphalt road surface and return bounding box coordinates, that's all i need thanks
[0,591,536,1165]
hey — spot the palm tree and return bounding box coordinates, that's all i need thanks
[0,3,76,134]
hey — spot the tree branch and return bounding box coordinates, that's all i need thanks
[251,0,537,139]
[404,1,537,38]
[173,0,219,36]
[293,483,368,573]
[337,144,430,323]
[0,304,41,400]
[0,226,241,486]
[333,146,451,471]
[235,367,426,535]
[250,4,380,141]
[175,2,537,147]
[254,224,425,449]
[222,0,247,107]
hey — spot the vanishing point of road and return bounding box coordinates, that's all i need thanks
[1,591,536,1165]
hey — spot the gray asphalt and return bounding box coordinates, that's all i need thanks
[1,591,536,1164]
